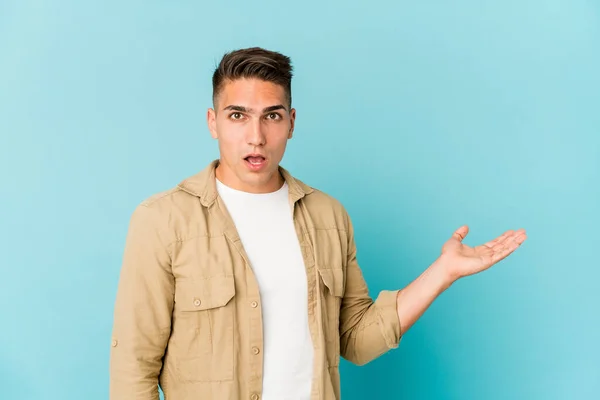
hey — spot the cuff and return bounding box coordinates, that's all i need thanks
[375,289,402,349]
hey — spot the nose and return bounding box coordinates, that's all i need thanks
[246,119,266,146]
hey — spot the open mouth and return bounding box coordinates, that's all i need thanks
[244,154,267,170]
[245,155,265,165]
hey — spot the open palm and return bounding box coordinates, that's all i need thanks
[441,225,527,279]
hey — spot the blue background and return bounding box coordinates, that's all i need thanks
[1,1,599,399]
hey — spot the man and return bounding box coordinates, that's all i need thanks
[109,47,527,400]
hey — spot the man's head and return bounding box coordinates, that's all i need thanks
[207,47,295,194]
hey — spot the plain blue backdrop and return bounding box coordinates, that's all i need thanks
[1,1,599,399]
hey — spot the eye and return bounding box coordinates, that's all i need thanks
[266,112,281,120]
[229,112,243,120]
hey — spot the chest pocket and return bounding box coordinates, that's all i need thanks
[317,265,345,368]
[168,274,236,382]
[308,226,349,368]
[318,267,345,297]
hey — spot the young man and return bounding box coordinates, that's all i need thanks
[109,47,527,400]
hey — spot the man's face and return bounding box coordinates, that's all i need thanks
[207,78,295,193]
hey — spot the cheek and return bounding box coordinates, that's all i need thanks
[265,124,290,144]
[217,136,242,160]
[270,135,290,155]
[217,125,245,149]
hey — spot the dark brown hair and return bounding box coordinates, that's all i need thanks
[212,47,294,109]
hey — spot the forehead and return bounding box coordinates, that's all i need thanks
[216,78,287,109]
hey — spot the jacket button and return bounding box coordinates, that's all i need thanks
[251,394,259,400]
[193,299,201,307]
[252,347,260,355]
[250,301,258,308]
[111,339,118,347]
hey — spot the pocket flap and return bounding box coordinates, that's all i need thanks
[175,275,235,311]
[317,267,345,297]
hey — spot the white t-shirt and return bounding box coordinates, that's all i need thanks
[216,178,313,400]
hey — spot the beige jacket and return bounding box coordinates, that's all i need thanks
[109,160,402,400]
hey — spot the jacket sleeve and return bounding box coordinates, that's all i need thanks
[109,203,175,400]
[339,213,402,366]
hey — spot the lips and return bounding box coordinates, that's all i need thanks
[245,155,265,165]
[243,154,267,171]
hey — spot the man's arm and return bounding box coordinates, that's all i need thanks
[338,216,402,366]
[395,225,527,336]
[339,217,527,365]
[109,204,175,400]
[394,259,452,336]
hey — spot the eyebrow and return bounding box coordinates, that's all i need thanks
[223,104,287,113]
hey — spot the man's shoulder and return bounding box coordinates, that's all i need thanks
[136,166,210,210]
[126,179,204,238]
[135,183,196,209]
[130,178,200,224]
[304,186,346,212]
[297,180,351,231]
[127,185,194,230]
[135,161,217,211]
[138,187,182,207]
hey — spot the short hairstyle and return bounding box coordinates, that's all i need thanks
[212,47,294,109]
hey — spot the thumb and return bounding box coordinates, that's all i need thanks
[452,225,469,242]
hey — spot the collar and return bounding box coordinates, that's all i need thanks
[176,159,314,207]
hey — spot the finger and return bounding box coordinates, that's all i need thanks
[482,230,514,248]
[452,225,469,242]
[497,230,518,247]
[499,229,527,247]
[513,231,528,245]
[484,228,527,249]
[491,232,527,262]
[491,236,520,253]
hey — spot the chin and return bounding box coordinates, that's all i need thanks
[240,166,279,188]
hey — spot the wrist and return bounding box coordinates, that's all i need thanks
[430,256,460,289]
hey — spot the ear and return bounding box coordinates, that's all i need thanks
[207,108,218,139]
[288,108,296,139]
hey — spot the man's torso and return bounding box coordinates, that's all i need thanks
[215,178,314,400]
